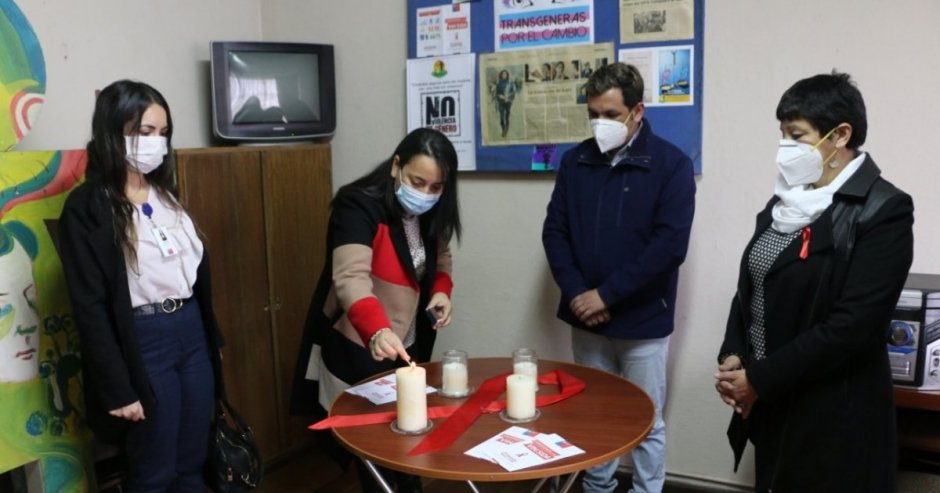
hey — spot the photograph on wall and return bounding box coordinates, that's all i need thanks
[619,45,694,106]
[480,42,613,146]
[494,0,594,52]
[531,144,557,171]
[407,53,477,170]
[619,0,694,43]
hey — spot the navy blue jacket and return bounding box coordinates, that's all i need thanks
[542,119,695,339]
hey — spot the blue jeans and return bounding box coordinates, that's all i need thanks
[571,329,669,493]
[125,300,215,493]
[497,102,512,129]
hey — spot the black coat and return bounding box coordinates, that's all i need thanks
[57,182,224,444]
[719,155,913,492]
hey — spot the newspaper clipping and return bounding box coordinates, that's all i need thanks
[619,0,694,43]
[480,42,614,146]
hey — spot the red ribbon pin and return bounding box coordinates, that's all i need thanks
[799,226,811,260]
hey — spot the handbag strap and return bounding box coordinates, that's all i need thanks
[218,398,251,433]
[217,398,263,473]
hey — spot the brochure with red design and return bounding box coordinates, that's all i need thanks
[465,426,585,471]
[344,374,436,405]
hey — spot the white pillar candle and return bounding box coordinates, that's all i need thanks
[395,365,427,431]
[442,361,468,394]
[513,361,538,379]
[506,374,537,420]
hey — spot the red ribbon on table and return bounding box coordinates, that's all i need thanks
[309,369,586,456]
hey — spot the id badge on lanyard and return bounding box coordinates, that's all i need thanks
[142,202,181,257]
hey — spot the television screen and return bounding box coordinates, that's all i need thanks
[211,42,335,142]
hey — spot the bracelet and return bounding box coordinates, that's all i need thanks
[369,328,391,352]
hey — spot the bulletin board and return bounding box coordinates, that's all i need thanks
[406,0,704,174]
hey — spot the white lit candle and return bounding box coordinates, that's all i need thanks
[513,361,538,379]
[442,361,468,394]
[506,374,537,420]
[395,365,427,431]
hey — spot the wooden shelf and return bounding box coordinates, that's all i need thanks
[895,388,940,412]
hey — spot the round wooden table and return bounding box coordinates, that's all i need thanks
[329,357,654,491]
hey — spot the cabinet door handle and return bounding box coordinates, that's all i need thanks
[273,296,283,311]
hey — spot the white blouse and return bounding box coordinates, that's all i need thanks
[126,188,204,307]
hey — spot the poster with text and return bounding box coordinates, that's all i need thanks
[494,0,594,52]
[620,0,694,43]
[619,45,694,106]
[442,3,472,55]
[417,4,472,57]
[416,6,444,57]
[480,42,613,146]
[407,53,477,170]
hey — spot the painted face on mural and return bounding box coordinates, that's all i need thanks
[0,239,40,383]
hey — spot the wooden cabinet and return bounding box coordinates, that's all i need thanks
[175,144,332,462]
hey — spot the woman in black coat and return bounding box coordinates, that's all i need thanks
[715,72,914,492]
[58,80,224,492]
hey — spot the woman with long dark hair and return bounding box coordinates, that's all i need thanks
[291,127,461,493]
[58,80,223,492]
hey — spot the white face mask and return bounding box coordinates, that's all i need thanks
[590,111,634,154]
[775,127,838,186]
[125,136,167,174]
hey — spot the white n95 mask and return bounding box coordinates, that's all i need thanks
[591,119,629,154]
[775,139,825,186]
[775,126,839,186]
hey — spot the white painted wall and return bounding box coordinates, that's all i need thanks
[14,0,940,488]
[15,0,262,151]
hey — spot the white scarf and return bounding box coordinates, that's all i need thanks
[771,152,866,233]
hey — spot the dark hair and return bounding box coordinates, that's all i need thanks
[585,62,644,107]
[86,79,177,261]
[776,71,867,149]
[335,127,461,244]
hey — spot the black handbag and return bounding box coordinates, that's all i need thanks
[206,397,263,492]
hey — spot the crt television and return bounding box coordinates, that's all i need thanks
[210,41,336,142]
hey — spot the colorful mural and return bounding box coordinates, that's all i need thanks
[1,1,94,491]
[0,0,46,151]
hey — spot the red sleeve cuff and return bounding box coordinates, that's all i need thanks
[348,296,391,346]
[432,272,453,297]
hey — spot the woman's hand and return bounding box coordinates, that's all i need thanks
[715,367,758,418]
[426,293,452,329]
[715,355,743,408]
[109,401,145,421]
[369,329,411,362]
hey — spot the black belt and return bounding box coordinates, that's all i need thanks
[132,297,190,316]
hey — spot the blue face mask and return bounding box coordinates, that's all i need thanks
[395,179,440,216]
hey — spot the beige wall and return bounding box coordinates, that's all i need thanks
[15,0,262,151]
[16,0,940,488]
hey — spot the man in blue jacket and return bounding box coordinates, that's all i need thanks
[542,63,696,493]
